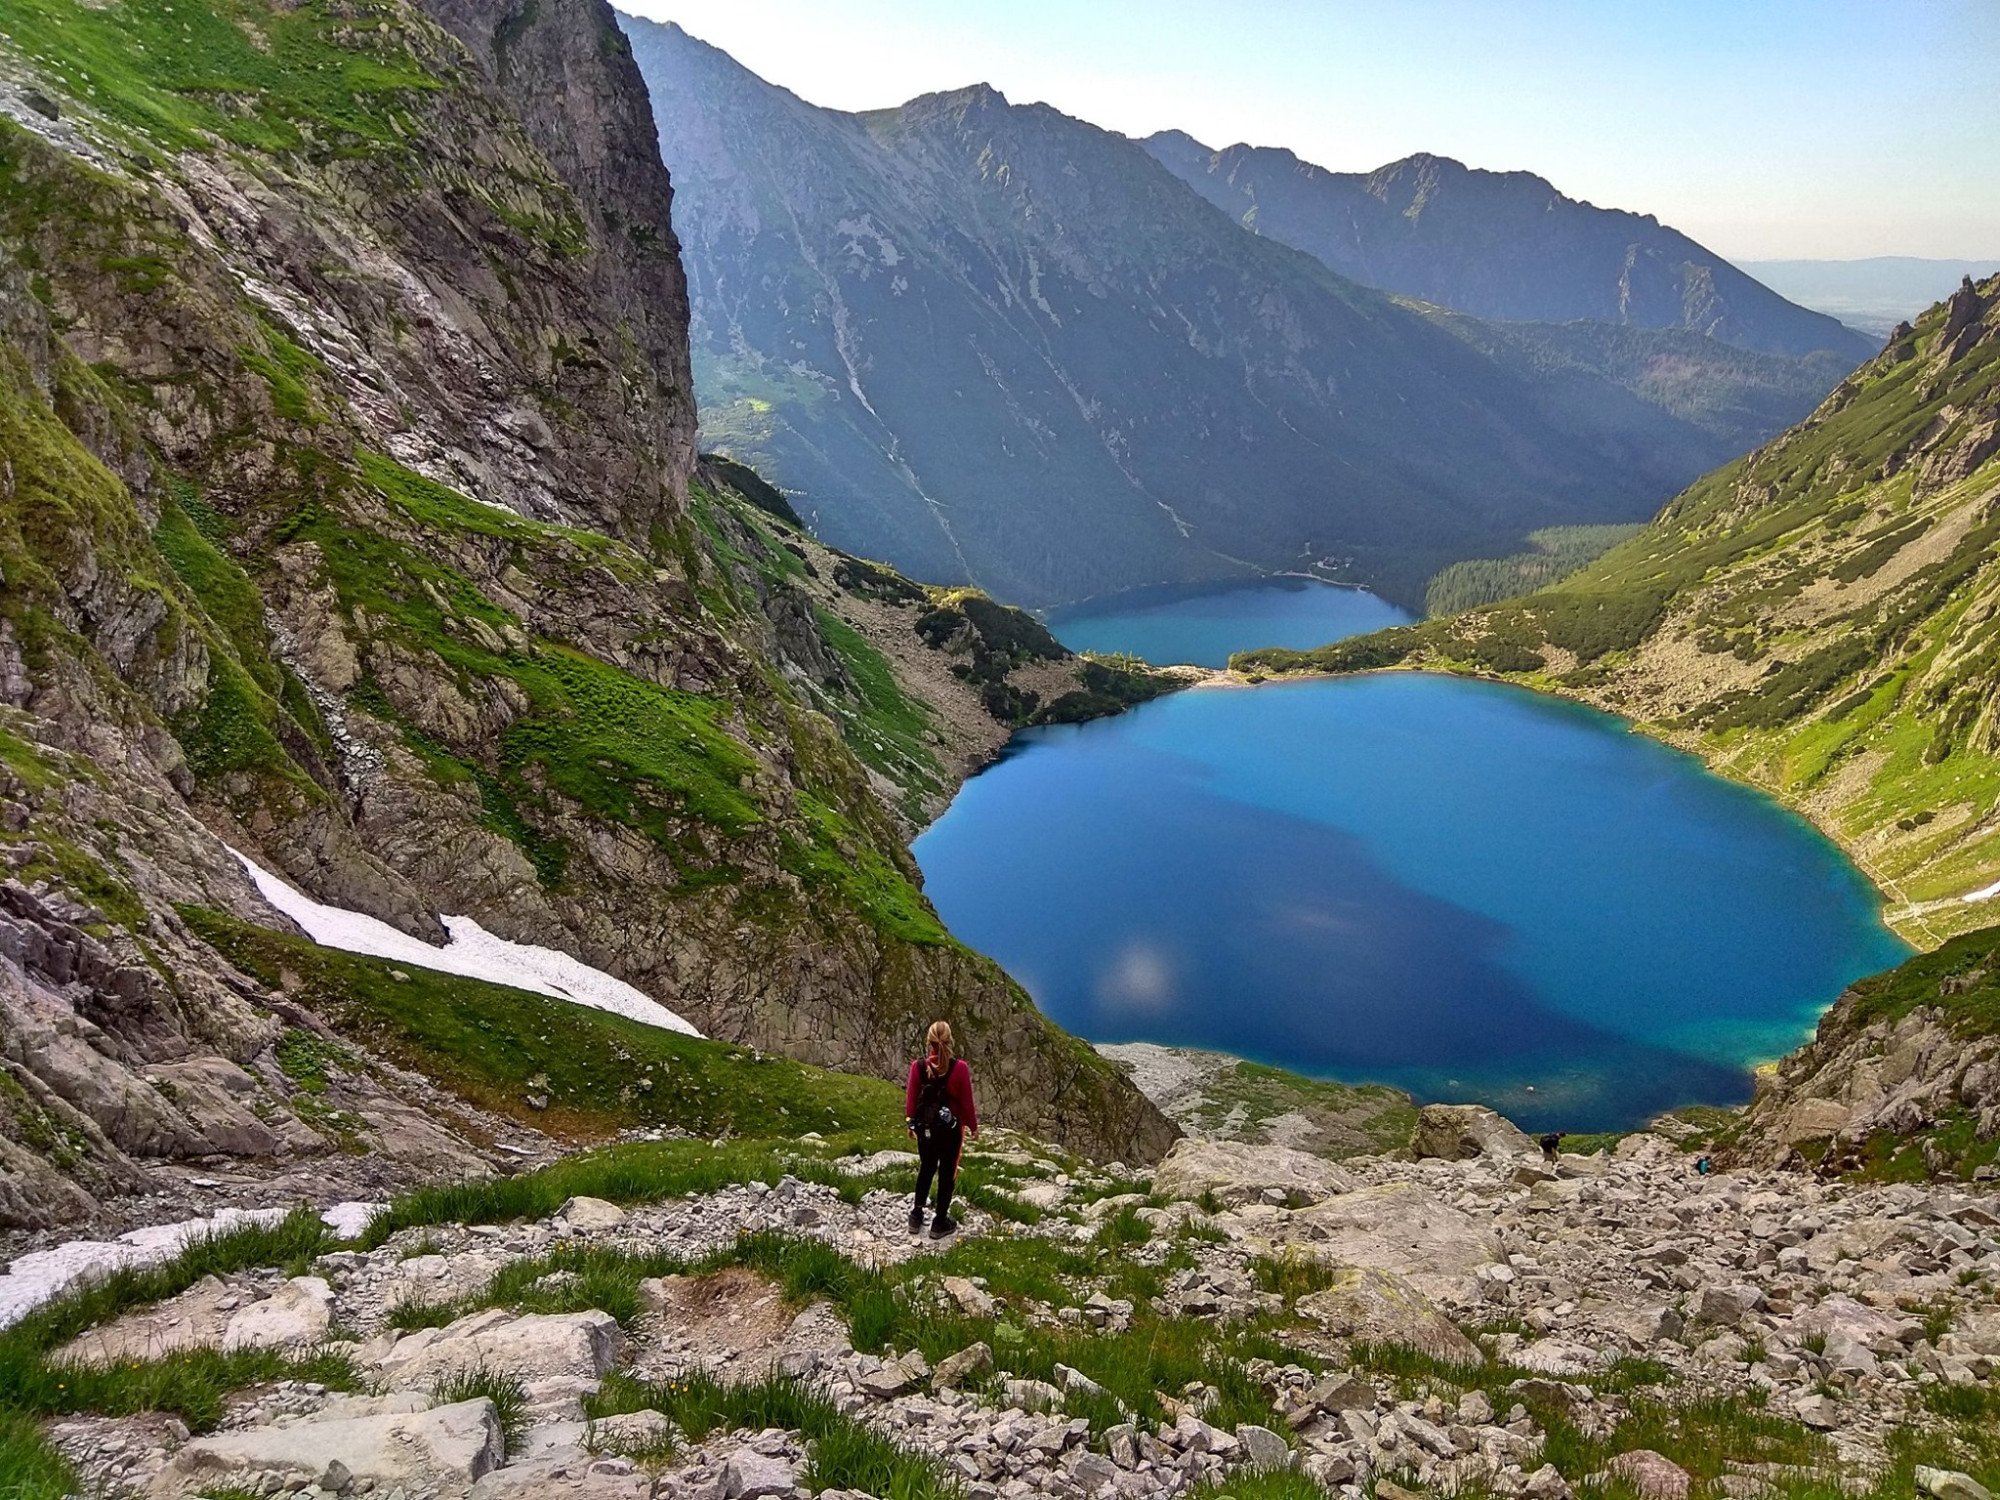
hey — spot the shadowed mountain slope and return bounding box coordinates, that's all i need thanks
[625,19,1833,611]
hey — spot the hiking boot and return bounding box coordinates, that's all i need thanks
[907,1207,926,1233]
[929,1215,957,1239]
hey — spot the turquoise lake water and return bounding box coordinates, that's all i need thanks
[1049,577,1414,668]
[913,582,1911,1130]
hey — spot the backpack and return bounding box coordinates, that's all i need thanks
[913,1058,961,1140]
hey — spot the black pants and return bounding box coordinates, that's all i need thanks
[914,1126,963,1221]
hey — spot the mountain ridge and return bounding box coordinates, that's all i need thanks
[625,17,1851,612]
[1145,132,1880,364]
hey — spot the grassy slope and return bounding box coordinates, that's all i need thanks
[182,907,903,1140]
[1241,276,2000,947]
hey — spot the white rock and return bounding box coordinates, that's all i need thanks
[221,1276,335,1353]
[148,1398,504,1498]
[376,1308,623,1390]
[1152,1138,1355,1208]
[723,1448,797,1500]
[556,1197,629,1231]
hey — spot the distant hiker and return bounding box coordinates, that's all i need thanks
[906,1020,978,1239]
[1695,1154,1713,1176]
[1538,1131,1564,1162]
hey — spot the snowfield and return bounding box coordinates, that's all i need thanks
[230,849,701,1037]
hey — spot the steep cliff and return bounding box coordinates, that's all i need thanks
[0,0,1174,1230]
[1244,276,2000,946]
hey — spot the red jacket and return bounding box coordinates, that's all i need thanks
[906,1056,977,1134]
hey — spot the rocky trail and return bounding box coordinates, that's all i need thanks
[6,1108,1997,1500]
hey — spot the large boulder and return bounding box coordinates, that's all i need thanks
[1601,1450,1692,1500]
[1152,1138,1354,1208]
[59,1275,235,1366]
[221,1276,335,1353]
[469,1453,654,1499]
[1296,1265,1483,1365]
[148,1398,503,1498]
[1282,1183,1507,1293]
[375,1309,623,1399]
[1412,1104,1534,1162]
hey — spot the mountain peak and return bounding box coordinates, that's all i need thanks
[912,81,1009,111]
[1145,127,1213,155]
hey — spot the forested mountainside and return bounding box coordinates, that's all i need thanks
[1242,275,2000,947]
[0,0,1175,1230]
[1146,135,1878,364]
[621,20,1836,613]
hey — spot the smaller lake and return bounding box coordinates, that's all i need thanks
[1048,578,1413,669]
[916,579,1910,1131]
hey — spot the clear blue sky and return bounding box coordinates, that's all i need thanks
[616,0,2000,260]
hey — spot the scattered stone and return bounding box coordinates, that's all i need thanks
[722,1448,797,1500]
[1004,1377,1065,1413]
[1236,1423,1293,1469]
[375,1309,624,1394]
[220,1275,335,1353]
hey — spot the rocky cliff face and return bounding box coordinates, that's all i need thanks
[1145,136,1878,364]
[0,0,1173,1231]
[1738,927,2000,1182]
[623,20,1810,612]
[1244,275,2000,946]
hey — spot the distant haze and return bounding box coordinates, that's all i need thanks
[1736,258,2000,337]
[616,0,2000,261]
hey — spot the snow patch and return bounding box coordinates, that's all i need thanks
[1960,877,2000,904]
[229,849,700,1037]
[0,1202,382,1330]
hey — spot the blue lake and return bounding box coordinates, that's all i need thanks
[914,582,1911,1130]
[1049,577,1414,669]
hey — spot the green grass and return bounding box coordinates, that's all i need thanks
[1250,1250,1344,1304]
[0,1207,358,1458]
[3,1344,360,1432]
[780,792,949,945]
[587,1371,962,1500]
[152,488,279,698]
[184,906,903,1141]
[813,606,947,807]
[0,1206,332,1361]
[0,1409,75,1500]
[357,1137,885,1247]
[1843,925,2000,1036]
[0,0,441,158]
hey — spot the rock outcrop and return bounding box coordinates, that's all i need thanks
[1737,927,2000,1179]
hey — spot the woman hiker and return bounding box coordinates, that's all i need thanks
[906,1020,978,1238]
